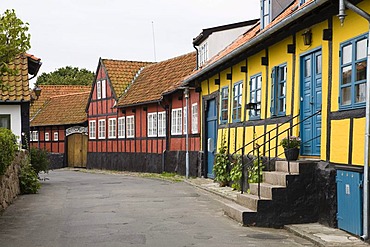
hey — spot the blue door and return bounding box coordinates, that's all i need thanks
[300,50,322,156]
[336,170,363,236]
[206,99,217,178]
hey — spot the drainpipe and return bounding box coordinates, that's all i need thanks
[184,88,190,179]
[339,0,370,240]
[193,44,199,70]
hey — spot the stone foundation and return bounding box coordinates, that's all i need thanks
[0,151,25,211]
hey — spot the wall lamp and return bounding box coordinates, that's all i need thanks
[246,102,258,110]
[30,86,42,103]
[302,29,312,46]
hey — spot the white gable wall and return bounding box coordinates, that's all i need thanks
[0,105,22,142]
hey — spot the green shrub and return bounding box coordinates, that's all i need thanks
[30,147,50,175]
[0,128,18,175]
[230,154,242,191]
[213,135,230,186]
[19,161,40,194]
[247,158,264,184]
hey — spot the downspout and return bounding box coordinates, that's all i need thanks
[339,0,370,240]
[193,44,199,70]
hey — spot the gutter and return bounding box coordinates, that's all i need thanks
[184,0,330,84]
[339,0,370,241]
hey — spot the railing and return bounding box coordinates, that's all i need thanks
[232,110,322,198]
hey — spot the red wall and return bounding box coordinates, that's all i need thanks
[30,126,66,154]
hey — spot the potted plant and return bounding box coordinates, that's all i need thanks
[280,136,301,161]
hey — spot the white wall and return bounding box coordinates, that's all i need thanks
[0,105,22,143]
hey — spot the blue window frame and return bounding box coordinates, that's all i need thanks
[271,63,287,116]
[299,0,308,5]
[261,0,270,29]
[220,86,229,124]
[232,81,243,122]
[339,34,368,109]
[250,74,262,120]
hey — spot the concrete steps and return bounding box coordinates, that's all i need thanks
[249,182,285,199]
[222,201,256,226]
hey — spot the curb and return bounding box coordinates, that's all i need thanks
[284,225,326,247]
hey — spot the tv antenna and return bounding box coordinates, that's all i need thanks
[152,21,157,62]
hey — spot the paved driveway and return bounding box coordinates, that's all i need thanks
[0,170,313,247]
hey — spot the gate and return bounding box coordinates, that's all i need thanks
[67,133,87,168]
[336,169,363,236]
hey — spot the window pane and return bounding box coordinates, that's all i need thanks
[0,115,10,129]
[342,44,352,64]
[355,83,366,103]
[316,55,322,74]
[257,76,262,89]
[279,67,286,81]
[257,90,261,102]
[342,65,352,84]
[305,59,311,77]
[356,39,367,60]
[341,87,351,105]
[251,78,256,90]
[356,61,367,81]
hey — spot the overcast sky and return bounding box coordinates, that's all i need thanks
[1,0,260,85]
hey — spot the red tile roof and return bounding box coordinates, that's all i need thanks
[117,52,196,107]
[101,59,154,98]
[0,54,31,102]
[30,85,91,119]
[30,91,90,127]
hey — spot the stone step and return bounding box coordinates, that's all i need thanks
[263,171,298,186]
[222,201,256,225]
[249,182,286,199]
[275,161,300,173]
[236,193,271,211]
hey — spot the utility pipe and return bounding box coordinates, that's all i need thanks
[184,88,190,179]
[340,0,370,240]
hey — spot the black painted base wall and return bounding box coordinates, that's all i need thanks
[48,153,65,170]
[87,151,199,176]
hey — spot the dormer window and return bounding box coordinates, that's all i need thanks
[300,0,308,5]
[261,0,271,29]
[199,42,208,67]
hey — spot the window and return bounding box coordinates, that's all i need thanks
[118,117,125,138]
[148,112,158,137]
[29,131,33,142]
[158,111,166,137]
[192,103,198,134]
[0,115,10,129]
[232,81,243,122]
[97,80,101,99]
[220,86,229,123]
[183,106,188,134]
[271,64,287,116]
[98,119,106,139]
[126,116,135,138]
[89,120,96,139]
[300,0,308,5]
[102,80,106,99]
[171,108,182,135]
[199,42,208,66]
[250,74,262,119]
[32,131,38,142]
[45,132,50,141]
[54,132,58,141]
[340,35,368,109]
[261,0,270,29]
[108,118,116,138]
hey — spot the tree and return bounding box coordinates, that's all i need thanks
[36,66,95,86]
[0,9,31,79]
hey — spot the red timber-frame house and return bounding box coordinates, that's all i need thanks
[86,58,153,170]
[30,89,90,169]
[115,52,200,175]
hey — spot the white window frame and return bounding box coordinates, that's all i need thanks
[118,117,125,138]
[53,132,59,141]
[126,116,135,138]
[98,119,106,139]
[108,118,116,139]
[158,111,166,137]
[89,120,96,139]
[148,112,158,137]
[171,108,182,135]
[97,80,101,99]
[102,79,106,99]
[32,131,38,142]
[45,132,50,141]
[191,103,198,134]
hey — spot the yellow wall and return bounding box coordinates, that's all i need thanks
[330,119,350,164]
[353,118,365,165]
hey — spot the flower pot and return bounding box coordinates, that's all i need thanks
[284,148,299,161]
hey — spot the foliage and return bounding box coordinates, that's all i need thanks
[36,66,95,86]
[19,159,40,194]
[280,136,301,149]
[247,158,264,184]
[213,135,230,186]
[230,154,242,191]
[0,9,31,80]
[0,128,18,175]
[30,147,50,175]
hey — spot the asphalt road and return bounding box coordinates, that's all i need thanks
[0,170,314,247]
